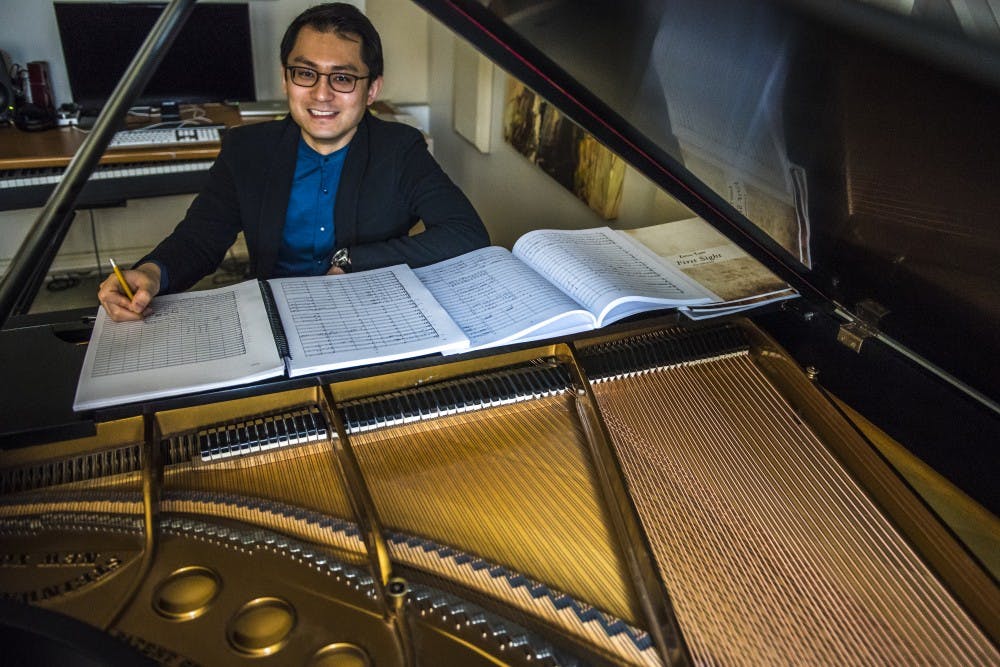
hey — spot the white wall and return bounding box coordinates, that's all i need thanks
[367,0,429,104]
[0,0,427,109]
[424,19,690,250]
[0,2,66,102]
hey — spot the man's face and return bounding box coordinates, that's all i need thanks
[283,26,382,155]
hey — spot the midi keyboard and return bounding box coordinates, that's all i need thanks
[108,125,224,150]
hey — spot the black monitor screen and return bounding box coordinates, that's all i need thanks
[54,2,255,111]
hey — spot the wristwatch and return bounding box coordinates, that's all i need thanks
[330,247,352,272]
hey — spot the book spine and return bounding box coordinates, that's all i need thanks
[259,280,291,359]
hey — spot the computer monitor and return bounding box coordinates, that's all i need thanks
[54,2,256,114]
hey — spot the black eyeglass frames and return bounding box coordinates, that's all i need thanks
[285,66,370,93]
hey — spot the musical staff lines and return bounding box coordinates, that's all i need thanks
[416,247,579,344]
[279,271,440,358]
[91,291,247,378]
[517,228,690,307]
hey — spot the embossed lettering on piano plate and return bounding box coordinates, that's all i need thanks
[4,554,125,603]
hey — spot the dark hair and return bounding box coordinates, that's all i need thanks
[280,3,384,79]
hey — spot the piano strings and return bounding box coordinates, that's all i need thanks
[1,322,996,665]
[593,351,998,665]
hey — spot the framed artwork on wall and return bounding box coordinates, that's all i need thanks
[502,79,625,219]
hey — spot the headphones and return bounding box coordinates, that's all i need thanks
[14,101,56,131]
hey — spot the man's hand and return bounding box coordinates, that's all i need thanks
[98,262,162,322]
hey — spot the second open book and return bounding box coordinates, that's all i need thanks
[74,227,717,410]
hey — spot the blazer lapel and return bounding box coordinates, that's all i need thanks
[335,112,371,248]
[255,118,300,279]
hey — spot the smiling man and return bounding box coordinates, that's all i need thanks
[99,3,489,322]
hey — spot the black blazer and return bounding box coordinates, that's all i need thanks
[142,112,489,293]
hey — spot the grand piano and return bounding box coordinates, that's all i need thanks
[0,1,997,665]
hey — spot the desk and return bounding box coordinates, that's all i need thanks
[0,104,274,211]
[0,103,265,170]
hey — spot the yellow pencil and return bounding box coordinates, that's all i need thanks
[109,257,135,301]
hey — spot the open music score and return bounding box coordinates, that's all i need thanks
[90,291,247,376]
[416,227,717,350]
[74,266,468,411]
[269,267,467,377]
[414,247,589,347]
[514,227,707,310]
[75,280,285,410]
[74,227,724,410]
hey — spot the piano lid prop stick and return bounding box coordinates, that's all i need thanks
[109,257,135,301]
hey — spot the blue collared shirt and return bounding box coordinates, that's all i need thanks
[273,138,349,278]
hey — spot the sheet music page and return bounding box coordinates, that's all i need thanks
[414,246,596,350]
[74,279,284,411]
[269,265,469,377]
[623,217,797,319]
[623,217,791,301]
[512,226,715,326]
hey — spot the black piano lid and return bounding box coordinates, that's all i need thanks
[416,0,1000,408]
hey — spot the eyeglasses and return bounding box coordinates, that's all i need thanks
[285,66,370,93]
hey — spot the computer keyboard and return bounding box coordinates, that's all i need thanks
[108,125,224,150]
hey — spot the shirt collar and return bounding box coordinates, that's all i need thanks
[297,136,351,161]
